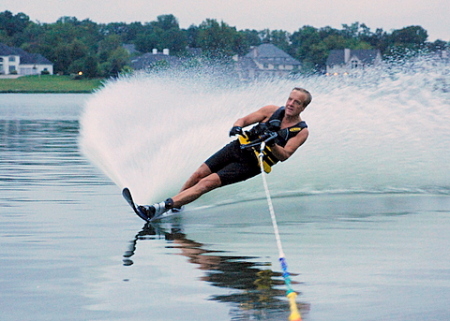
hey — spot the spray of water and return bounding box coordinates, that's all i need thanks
[79,58,450,205]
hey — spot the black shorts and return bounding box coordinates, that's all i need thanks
[204,140,261,186]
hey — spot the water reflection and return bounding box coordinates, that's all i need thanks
[0,119,106,189]
[123,223,310,320]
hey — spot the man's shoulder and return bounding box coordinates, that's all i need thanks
[261,104,281,115]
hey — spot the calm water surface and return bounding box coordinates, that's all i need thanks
[1,94,450,321]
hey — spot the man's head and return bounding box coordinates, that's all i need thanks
[285,87,312,117]
[292,87,312,108]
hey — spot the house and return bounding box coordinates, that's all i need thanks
[0,43,53,75]
[326,48,382,75]
[234,43,301,81]
[130,49,182,70]
[435,49,449,63]
[122,44,140,56]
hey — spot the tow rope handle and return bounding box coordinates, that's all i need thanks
[240,131,278,149]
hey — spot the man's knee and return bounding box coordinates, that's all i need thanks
[192,163,212,180]
[197,174,221,193]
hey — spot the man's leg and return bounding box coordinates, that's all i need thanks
[137,164,221,220]
[178,163,213,193]
[172,172,222,208]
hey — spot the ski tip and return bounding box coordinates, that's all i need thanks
[122,187,130,196]
[122,188,134,204]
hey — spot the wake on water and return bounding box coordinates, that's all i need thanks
[79,57,450,206]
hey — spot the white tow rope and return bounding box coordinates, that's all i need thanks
[258,142,285,258]
[258,141,302,321]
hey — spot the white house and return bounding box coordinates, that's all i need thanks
[326,48,382,75]
[0,43,53,75]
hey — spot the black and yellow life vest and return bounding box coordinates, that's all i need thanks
[239,107,307,173]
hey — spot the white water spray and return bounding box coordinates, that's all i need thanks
[79,58,450,206]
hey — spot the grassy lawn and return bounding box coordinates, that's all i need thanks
[0,75,105,93]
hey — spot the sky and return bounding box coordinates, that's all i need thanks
[3,0,450,41]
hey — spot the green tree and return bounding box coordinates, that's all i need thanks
[197,19,240,58]
[1,10,443,77]
[386,25,429,59]
[341,22,362,39]
[76,19,102,50]
[12,21,43,48]
[98,34,122,62]
[69,39,89,61]
[185,25,200,48]
[291,24,373,72]
[426,39,448,52]
[83,55,100,78]
[100,46,129,77]
[391,25,428,46]
[52,44,72,74]
[240,29,261,47]
[160,28,187,55]
[318,26,341,40]
[360,27,390,53]
[134,27,161,53]
[99,22,134,41]
[290,26,321,71]
[152,14,179,31]
[268,30,290,52]
[232,31,251,56]
[67,58,85,75]
[306,41,330,72]
[0,29,8,44]
[135,14,187,55]
[126,22,145,43]
[0,11,30,37]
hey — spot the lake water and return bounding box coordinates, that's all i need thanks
[1,62,450,321]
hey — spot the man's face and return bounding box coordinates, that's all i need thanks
[285,90,307,116]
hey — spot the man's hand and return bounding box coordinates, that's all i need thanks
[229,126,243,137]
[259,131,278,146]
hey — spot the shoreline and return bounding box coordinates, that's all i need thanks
[0,75,104,94]
[0,90,94,93]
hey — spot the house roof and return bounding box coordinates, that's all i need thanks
[0,43,30,58]
[236,57,259,71]
[131,52,181,70]
[327,49,380,66]
[0,43,53,65]
[245,43,301,65]
[21,53,53,64]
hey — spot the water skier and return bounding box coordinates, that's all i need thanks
[137,87,312,220]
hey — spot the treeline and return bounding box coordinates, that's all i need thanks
[1,10,448,77]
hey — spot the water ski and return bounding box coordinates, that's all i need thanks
[122,188,150,221]
[122,188,175,222]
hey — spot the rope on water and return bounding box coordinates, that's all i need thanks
[258,142,301,321]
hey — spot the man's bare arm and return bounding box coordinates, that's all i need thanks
[270,128,309,161]
[233,105,279,128]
